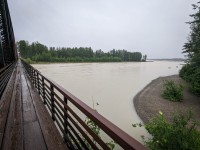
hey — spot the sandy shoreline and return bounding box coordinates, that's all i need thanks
[134,75,200,124]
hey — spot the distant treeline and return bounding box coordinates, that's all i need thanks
[17,40,147,63]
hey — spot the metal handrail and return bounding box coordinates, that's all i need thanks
[21,60,147,150]
[0,62,16,99]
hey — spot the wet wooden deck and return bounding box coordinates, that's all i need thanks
[0,61,68,150]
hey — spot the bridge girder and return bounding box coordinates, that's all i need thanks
[0,0,17,69]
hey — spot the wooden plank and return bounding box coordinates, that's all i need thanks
[21,73,37,123]
[20,65,47,150]
[23,66,68,150]
[1,63,23,150]
[0,64,16,146]
[24,121,47,150]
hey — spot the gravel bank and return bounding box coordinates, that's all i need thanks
[134,75,200,124]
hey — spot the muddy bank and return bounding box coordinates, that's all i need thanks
[134,75,200,124]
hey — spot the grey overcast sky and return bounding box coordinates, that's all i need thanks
[7,0,198,58]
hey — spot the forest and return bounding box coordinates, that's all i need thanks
[17,40,147,63]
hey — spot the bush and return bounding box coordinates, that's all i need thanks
[162,80,183,102]
[133,111,200,150]
[190,68,200,96]
[22,57,33,64]
[179,64,200,96]
[84,115,115,149]
[179,64,197,82]
[179,64,189,79]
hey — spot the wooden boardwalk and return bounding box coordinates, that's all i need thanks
[0,61,68,150]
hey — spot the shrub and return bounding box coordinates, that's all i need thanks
[162,80,183,102]
[22,57,33,64]
[190,68,200,96]
[179,64,189,79]
[133,111,200,150]
[179,64,197,82]
[179,64,200,96]
[85,117,115,150]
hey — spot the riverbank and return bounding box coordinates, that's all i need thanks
[134,75,200,124]
[22,59,147,64]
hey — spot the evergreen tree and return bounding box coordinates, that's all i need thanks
[183,2,200,60]
[180,2,200,96]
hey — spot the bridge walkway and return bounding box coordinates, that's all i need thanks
[0,61,68,150]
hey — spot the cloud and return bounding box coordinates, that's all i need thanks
[8,0,196,58]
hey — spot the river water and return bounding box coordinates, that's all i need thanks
[33,61,182,143]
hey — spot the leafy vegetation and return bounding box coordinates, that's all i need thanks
[21,57,35,64]
[17,40,146,63]
[179,2,200,96]
[180,64,200,96]
[84,117,115,150]
[73,101,116,150]
[162,80,183,102]
[133,111,200,150]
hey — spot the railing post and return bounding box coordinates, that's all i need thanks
[64,97,68,142]
[26,65,28,74]
[34,70,37,88]
[29,66,31,79]
[37,72,40,94]
[31,67,34,82]
[28,66,31,77]
[31,69,34,84]
[42,78,46,104]
[50,84,55,121]
[33,70,35,86]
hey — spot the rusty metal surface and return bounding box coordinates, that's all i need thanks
[22,60,147,150]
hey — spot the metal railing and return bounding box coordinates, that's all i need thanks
[0,62,16,99]
[22,60,146,150]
